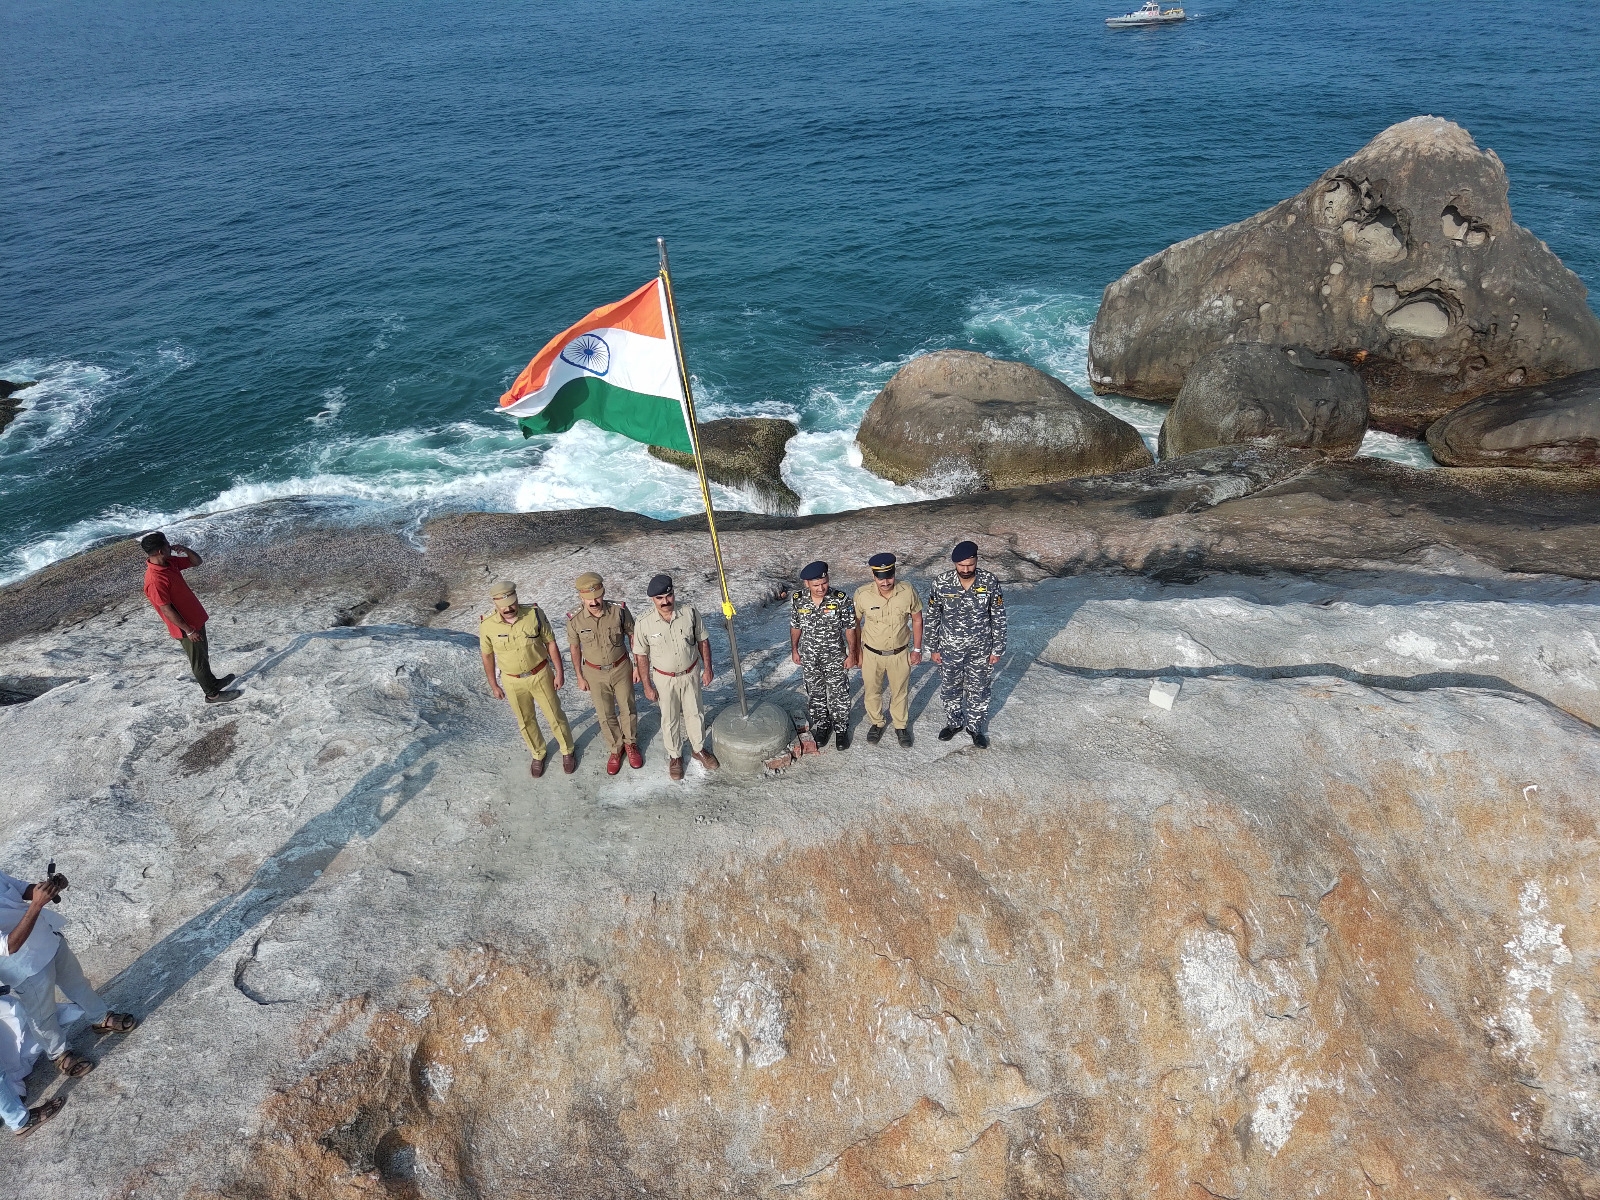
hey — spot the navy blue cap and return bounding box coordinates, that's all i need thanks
[646,573,674,597]
[868,552,897,575]
[951,540,978,562]
[800,560,828,581]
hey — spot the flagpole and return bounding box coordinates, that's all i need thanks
[657,236,749,719]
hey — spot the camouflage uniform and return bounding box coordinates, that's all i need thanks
[791,586,853,734]
[924,567,1007,730]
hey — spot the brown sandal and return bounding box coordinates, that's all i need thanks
[14,1095,67,1138]
[92,1012,138,1034]
[52,1051,94,1078]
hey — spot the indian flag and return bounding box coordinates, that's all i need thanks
[499,278,694,453]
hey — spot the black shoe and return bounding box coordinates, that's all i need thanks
[896,727,913,748]
[937,725,959,741]
[214,673,236,690]
[205,689,241,705]
[866,724,885,745]
[811,723,832,746]
[969,728,989,749]
[835,729,851,751]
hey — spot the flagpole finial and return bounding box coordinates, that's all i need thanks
[657,236,669,273]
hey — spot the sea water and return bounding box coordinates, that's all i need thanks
[4,0,1598,583]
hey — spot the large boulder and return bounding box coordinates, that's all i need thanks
[856,349,1152,490]
[651,417,801,514]
[1160,343,1368,459]
[1427,367,1600,468]
[1088,117,1600,436]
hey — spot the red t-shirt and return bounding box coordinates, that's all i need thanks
[143,556,208,639]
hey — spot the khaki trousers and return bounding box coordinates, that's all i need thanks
[862,647,912,729]
[654,670,705,757]
[504,669,574,759]
[582,659,639,752]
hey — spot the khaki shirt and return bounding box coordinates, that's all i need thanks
[634,603,708,674]
[478,604,554,675]
[854,581,921,653]
[566,600,635,668]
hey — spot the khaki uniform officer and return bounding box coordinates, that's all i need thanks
[479,580,576,778]
[633,574,720,781]
[565,572,643,777]
[854,553,923,748]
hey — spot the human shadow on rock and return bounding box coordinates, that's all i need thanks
[97,735,441,1029]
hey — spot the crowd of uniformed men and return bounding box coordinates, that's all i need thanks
[475,537,1007,777]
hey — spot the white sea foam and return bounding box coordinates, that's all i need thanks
[307,386,347,426]
[1358,428,1437,469]
[0,358,119,457]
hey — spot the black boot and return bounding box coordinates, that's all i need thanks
[937,725,959,741]
[835,728,851,751]
[866,724,885,745]
[811,722,832,747]
[895,727,913,748]
[968,726,990,749]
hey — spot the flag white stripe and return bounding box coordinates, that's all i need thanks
[501,325,684,417]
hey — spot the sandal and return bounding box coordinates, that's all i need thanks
[92,1012,138,1035]
[52,1051,94,1079]
[14,1095,67,1138]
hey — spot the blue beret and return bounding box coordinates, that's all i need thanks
[868,553,896,574]
[646,574,674,597]
[800,560,828,581]
[951,540,978,562]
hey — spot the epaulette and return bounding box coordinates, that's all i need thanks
[567,609,578,621]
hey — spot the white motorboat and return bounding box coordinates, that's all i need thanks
[1106,0,1186,27]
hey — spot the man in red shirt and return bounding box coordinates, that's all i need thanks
[140,532,238,704]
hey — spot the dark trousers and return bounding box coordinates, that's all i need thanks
[181,627,222,695]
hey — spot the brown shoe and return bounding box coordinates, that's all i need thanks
[625,742,644,769]
[692,749,720,771]
[668,756,684,780]
[606,751,622,775]
[562,752,577,774]
[529,756,546,778]
[14,1095,66,1138]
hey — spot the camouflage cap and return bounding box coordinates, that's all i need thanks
[575,572,604,594]
[489,579,518,600]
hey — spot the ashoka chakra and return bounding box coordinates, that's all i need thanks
[560,333,612,377]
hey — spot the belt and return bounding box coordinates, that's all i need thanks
[583,653,630,671]
[652,655,701,678]
[505,660,548,679]
[863,643,910,656]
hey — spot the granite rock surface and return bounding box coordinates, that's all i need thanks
[856,349,1152,491]
[649,417,802,514]
[1087,117,1600,436]
[1,453,1598,1198]
[1160,343,1368,459]
[1428,366,1600,468]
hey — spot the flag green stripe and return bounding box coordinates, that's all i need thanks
[516,376,692,454]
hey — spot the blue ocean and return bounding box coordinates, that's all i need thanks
[4,0,1598,583]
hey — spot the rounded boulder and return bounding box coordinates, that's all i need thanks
[1426,367,1600,468]
[1088,117,1600,436]
[1161,344,1369,459]
[856,350,1152,491]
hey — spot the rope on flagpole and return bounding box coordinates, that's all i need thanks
[657,236,749,718]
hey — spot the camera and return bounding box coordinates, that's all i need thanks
[45,859,68,903]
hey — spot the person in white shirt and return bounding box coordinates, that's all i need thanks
[0,988,70,1136]
[0,868,137,1101]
